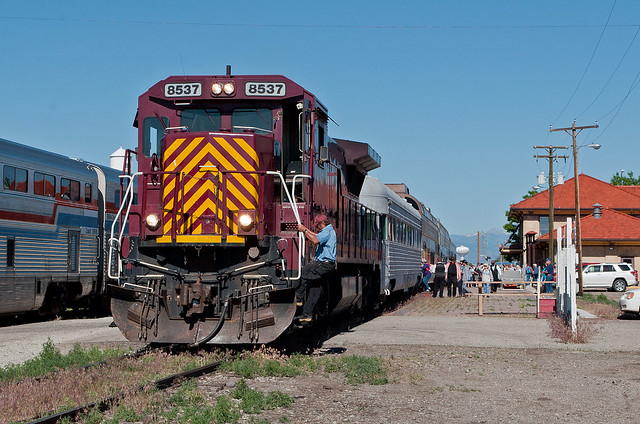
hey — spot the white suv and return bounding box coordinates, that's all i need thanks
[582,263,638,292]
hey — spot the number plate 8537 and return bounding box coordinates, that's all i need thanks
[245,82,286,97]
[164,83,202,97]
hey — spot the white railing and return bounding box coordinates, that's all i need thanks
[267,171,310,281]
[107,172,141,280]
[106,170,309,282]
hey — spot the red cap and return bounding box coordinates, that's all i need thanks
[313,214,327,224]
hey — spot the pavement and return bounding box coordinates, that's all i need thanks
[0,317,132,368]
[323,314,640,352]
[0,290,634,368]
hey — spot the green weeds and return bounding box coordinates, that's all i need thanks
[221,352,388,386]
[0,339,129,382]
[580,293,618,307]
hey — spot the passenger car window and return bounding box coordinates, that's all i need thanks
[3,165,28,192]
[85,183,92,202]
[60,178,80,201]
[586,265,600,273]
[619,264,631,271]
[603,265,615,272]
[34,172,56,197]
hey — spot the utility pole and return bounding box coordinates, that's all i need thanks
[477,231,480,266]
[550,121,598,295]
[533,146,569,269]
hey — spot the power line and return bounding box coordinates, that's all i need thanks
[594,67,640,140]
[550,0,617,126]
[0,15,639,30]
[577,25,640,119]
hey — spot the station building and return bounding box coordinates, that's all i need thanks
[503,174,640,270]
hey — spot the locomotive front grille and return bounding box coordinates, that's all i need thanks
[157,134,260,244]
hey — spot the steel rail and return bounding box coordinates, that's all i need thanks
[27,354,233,424]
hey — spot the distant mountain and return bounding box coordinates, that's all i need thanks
[450,228,509,264]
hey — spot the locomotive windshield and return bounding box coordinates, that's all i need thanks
[232,108,272,135]
[180,109,221,132]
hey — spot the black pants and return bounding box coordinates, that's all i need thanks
[295,260,335,318]
[433,275,445,297]
[491,281,499,293]
[446,275,458,297]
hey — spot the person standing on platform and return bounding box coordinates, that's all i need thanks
[433,260,446,298]
[542,258,554,293]
[490,260,502,293]
[525,264,533,282]
[421,260,432,292]
[461,260,473,295]
[445,257,461,297]
[481,263,492,294]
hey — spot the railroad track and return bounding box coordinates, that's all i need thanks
[22,346,233,424]
[29,357,231,424]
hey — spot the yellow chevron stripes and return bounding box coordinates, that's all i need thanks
[161,134,259,243]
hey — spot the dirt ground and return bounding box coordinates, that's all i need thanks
[206,290,640,424]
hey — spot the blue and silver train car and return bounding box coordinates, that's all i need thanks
[0,138,122,315]
[386,184,443,264]
[360,176,422,294]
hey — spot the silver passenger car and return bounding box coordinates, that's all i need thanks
[360,176,422,295]
[0,138,122,315]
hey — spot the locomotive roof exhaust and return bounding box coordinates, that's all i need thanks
[226,65,231,76]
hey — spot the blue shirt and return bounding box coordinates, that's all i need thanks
[543,264,554,281]
[314,224,336,262]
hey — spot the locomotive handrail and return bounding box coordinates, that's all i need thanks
[107,172,141,280]
[266,171,304,281]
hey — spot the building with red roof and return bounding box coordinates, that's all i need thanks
[505,174,640,270]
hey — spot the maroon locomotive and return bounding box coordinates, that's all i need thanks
[109,68,385,344]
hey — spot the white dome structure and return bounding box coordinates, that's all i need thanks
[456,246,470,261]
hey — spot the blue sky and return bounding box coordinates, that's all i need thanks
[2,1,639,238]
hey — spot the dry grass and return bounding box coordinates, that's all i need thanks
[0,349,222,423]
[547,314,602,343]
[577,294,621,320]
[579,302,621,320]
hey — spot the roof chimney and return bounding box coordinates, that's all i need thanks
[593,203,602,219]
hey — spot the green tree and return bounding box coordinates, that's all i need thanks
[611,171,640,185]
[502,189,538,262]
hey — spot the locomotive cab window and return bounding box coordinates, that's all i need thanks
[143,116,169,157]
[34,172,56,197]
[60,178,80,201]
[232,108,272,135]
[3,165,28,192]
[180,109,221,132]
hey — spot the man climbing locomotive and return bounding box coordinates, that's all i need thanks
[296,214,337,325]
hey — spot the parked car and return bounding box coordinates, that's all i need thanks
[582,263,638,292]
[619,288,640,315]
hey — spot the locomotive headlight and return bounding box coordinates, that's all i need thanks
[211,82,223,95]
[223,82,235,95]
[239,213,253,229]
[145,213,161,231]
